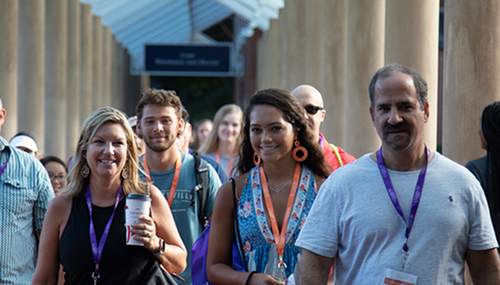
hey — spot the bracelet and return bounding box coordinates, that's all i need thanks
[245,271,256,285]
[151,238,166,256]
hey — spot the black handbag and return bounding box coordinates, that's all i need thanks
[142,260,184,285]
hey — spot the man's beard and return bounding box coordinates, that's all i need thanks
[143,134,176,153]
[382,121,412,151]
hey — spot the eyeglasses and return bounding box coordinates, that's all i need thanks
[304,105,324,115]
[49,173,66,183]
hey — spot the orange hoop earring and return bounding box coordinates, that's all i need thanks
[292,140,308,162]
[253,153,261,166]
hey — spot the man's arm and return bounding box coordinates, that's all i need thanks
[466,248,500,284]
[295,249,334,285]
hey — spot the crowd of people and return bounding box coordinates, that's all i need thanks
[1,63,500,285]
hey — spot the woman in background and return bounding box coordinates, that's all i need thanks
[32,107,186,285]
[40,156,67,196]
[199,104,243,177]
[193,119,213,149]
[466,101,500,244]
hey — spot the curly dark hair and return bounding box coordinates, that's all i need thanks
[135,89,181,122]
[237,88,331,178]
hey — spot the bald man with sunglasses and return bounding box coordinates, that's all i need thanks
[292,85,355,172]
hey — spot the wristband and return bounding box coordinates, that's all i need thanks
[151,238,166,256]
[245,271,256,285]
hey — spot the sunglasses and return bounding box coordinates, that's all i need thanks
[304,105,324,115]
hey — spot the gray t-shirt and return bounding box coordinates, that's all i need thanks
[204,151,240,177]
[296,152,497,285]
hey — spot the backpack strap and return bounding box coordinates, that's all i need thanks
[190,150,210,228]
[330,143,344,167]
[231,178,248,271]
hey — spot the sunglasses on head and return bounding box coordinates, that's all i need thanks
[304,105,324,115]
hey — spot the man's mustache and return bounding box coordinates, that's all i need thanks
[384,122,410,133]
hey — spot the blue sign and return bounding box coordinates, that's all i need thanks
[145,44,233,76]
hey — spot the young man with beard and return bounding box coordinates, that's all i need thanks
[136,89,222,285]
[294,64,500,284]
[291,85,355,172]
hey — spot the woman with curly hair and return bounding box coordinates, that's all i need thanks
[207,88,330,284]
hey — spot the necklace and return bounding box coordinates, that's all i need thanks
[268,178,292,194]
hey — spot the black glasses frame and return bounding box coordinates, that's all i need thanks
[304,105,324,115]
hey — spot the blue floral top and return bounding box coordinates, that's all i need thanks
[237,165,318,279]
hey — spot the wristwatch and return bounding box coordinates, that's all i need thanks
[152,238,166,256]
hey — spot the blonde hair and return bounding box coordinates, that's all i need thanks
[198,104,243,154]
[64,107,147,198]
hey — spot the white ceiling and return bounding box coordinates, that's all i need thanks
[80,0,284,74]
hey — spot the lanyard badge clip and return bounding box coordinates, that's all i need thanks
[92,264,100,285]
[401,249,409,271]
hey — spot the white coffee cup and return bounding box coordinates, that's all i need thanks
[125,194,151,246]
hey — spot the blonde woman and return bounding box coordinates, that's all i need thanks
[199,104,243,177]
[32,107,186,285]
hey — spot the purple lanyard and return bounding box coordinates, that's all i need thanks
[85,185,123,284]
[376,146,429,270]
[0,152,11,177]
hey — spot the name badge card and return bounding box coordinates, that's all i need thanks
[380,268,418,285]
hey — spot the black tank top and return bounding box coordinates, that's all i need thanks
[59,196,156,284]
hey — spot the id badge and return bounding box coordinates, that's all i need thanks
[380,268,418,285]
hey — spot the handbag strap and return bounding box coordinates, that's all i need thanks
[330,143,344,167]
[231,178,248,271]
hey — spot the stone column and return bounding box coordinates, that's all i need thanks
[18,0,45,154]
[443,0,500,164]
[123,50,135,116]
[140,75,150,92]
[66,0,80,159]
[345,0,386,157]
[385,0,439,151]
[102,26,112,107]
[256,17,282,89]
[45,0,68,158]
[92,16,103,111]
[110,36,117,109]
[113,40,125,112]
[0,0,18,140]
[80,4,92,122]
[282,0,301,88]
[321,0,348,147]
[301,0,323,88]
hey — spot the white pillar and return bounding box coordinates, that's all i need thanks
[18,0,45,153]
[321,0,348,147]
[385,0,439,151]
[45,0,68,158]
[102,26,112,107]
[92,16,103,111]
[66,0,80,159]
[443,0,500,165]
[345,0,386,157]
[0,0,18,139]
[114,42,126,112]
[80,4,92,122]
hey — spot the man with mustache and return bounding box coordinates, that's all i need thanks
[135,89,222,285]
[295,64,500,284]
[291,85,355,172]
